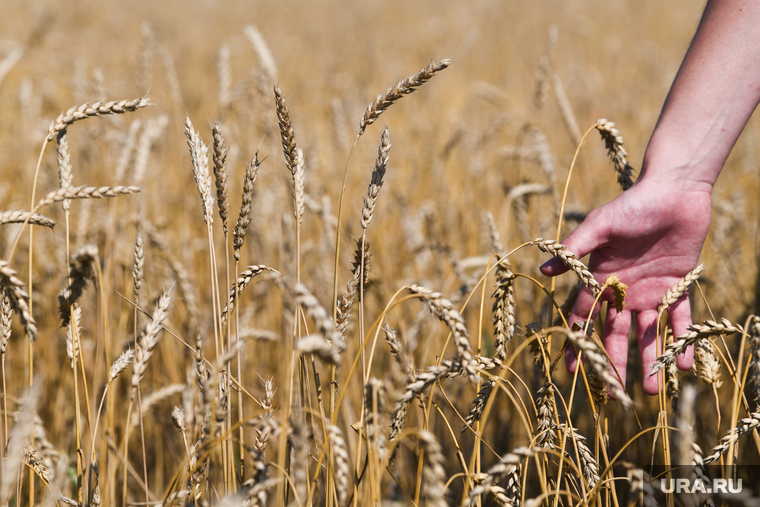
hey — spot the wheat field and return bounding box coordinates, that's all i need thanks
[0,0,759,505]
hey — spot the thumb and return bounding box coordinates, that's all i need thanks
[539,208,610,277]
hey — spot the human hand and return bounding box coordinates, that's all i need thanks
[539,175,711,395]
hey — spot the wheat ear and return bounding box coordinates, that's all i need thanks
[233,153,261,261]
[557,424,599,489]
[133,230,144,305]
[659,264,705,314]
[461,380,495,433]
[184,117,215,225]
[0,261,36,342]
[749,317,760,404]
[407,285,476,378]
[651,318,743,375]
[417,431,447,507]
[595,119,636,191]
[703,411,760,464]
[361,127,391,230]
[47,97,150,141]
[244,24,278,81]
[534,238,601,295]
[56,130,73,211]
[37,186,140,208]
[220,265,279,322]
[0,211,55,229]
[562,329,632,407]
[534,383,557,449]
[211,121,230,232]
[58,245,98,326]
[359,59,451,135]
[492,261,516,362]
[327,425,349,506]
[389,359,463,441]
[465,447,533,507]
[131,288,174,395]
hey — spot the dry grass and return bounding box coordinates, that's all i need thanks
[1,1,760,505]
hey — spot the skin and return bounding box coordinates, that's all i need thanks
[540,0,760,395]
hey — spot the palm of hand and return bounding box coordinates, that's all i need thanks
[541,178,712,394]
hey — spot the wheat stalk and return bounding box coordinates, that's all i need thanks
[358,59,451,135]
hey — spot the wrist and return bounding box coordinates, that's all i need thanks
[637,136,720,195]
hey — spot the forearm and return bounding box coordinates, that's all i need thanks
[641,0,760,192]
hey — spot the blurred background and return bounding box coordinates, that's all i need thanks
[0,0,757,503]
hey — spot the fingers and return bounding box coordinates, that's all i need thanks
[540,257,570,276]
[540,209,610,277]
[603,306,631,396]
[565,287,603,373]
[668,296,695,370]
[636,310,663,395]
